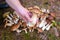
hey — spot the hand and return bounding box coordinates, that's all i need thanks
[16,7,32,22]
[6,0,32,22]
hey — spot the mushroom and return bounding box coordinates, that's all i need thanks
[11,19,22,32]
[46,23,52,30]
[41,8,46,13]
[22,28,27,33]
[38,16,47,28]
[41,8,50,13]
[4,12,20,28]
[21,22,28,33]
[3,6,54,33]
[27,6,41,32]
[13,14,28,33]
[3,12,10,18]
[4,18,14,28]
[4,14,14,28]
[36,16,47,33]
[41,22,47,31]
[16,29,22,33]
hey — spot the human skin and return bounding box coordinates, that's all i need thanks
[5,0,32,22]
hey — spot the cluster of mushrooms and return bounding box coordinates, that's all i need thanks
[3,6,56,33]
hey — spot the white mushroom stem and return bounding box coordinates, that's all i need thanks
[41,8,50,13]
[16,29,22,33]
[10,13,19,24]
[38,16,47,28]
[23,28,27,33]
[4,19,14,27]
[29,29,32,32]
[41,8,46,12]
[5,23,13,27]
[38,21,46,28]
[42,23,49,31]
[7,20,14,24]
[13,18,19,24]
[47,9,50,13]
[7,15,12,20]
[46,24,52,30]
[10,14,13,18]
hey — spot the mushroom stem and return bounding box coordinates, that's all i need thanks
[7,15,12,20]
[16,29,22,33]
[46,24,52,30]
[42,22,47,31]
[23,28,27,33]
[38,16,47,28]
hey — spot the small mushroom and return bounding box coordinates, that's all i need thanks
[4,18,14,28]
[22,22,28,33]
[46,23,52,30]
[27,6,40,32]
[38,16,47,28]
[41,8,46,13]
[46,9,50,13]
[42,22,47,31]
[16,29,22,33]
[11,19,22,32]
[3,12,10,18]
[22,28,27,33]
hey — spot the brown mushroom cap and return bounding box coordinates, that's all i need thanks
[3,12,10,18]
[11,20,22,31]
[28,6,42,15]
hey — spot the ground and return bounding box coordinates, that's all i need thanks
[0,0,60,40]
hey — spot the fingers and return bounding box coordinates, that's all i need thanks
[24,13,32,22]
[15,8,32,22]
[15,11,27,22]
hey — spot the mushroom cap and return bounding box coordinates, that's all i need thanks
[11,24,20,31]
[28,6,42,15]
[11,20,21,31]
[3,12,10,18]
